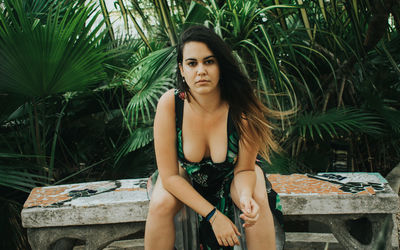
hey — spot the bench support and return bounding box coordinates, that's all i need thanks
[27,222,145,250]
[288,214,394,250]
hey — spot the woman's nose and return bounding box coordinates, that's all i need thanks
[197,63,206,75]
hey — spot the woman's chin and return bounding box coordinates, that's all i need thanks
[191,85,219,95]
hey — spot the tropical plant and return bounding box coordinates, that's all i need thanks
[0,0,398,249]
[107,0,209,169]
[115,0,399,176]
[0,0,113,248]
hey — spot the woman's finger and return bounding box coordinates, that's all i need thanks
[240,197,251,213]
[222,238,229,246]
[243,222,256,228]
[233,235,240,245]
[217,237,223,246]
[250,199,259,215]
[232,223,241,236]
[240,213,257,221]
[226,236,235,246]
[240,214,258,227]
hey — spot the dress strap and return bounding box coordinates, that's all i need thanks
[174,90,184,130]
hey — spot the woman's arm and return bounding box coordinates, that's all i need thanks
[231,120,260,227]
[154,90,213,217]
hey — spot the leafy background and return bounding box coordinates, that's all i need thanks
[0,0,399,248]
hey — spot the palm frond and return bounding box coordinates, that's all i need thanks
[290,108,384,140]
[126,78,174,126]
[125,47,176,125]
[262,152,300,174]
[0,153,47,193]
[0,0,108,97]
[115,126,154,163]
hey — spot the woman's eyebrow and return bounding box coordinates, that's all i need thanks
[184,55,216,61]
[203,55,216,60]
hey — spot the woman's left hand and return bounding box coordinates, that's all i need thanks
[239,196,259,228]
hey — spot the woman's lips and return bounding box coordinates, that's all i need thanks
[196,80,209,83]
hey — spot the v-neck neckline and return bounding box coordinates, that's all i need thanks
[179,100,231,165]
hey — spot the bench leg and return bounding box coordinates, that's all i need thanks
[331,214,393,250]
[27,228,82,250]
[27,222,145,250]
[392,214,399,250]
[306,214,394,250]
[84,222,145,250]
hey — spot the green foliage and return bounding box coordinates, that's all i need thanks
[107,0,400,176]
[125,47,176,125]
[291,108,384,140]
[0,0,108,97]
[0,0,400,247]
[0,197,29,250]
[0,1,115,248]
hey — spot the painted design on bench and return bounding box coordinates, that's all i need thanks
[307,173,386,193]
[268,173,387,195]
[23,179,148,208]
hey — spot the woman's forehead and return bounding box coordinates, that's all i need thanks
[182,41,215,59]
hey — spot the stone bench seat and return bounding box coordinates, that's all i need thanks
[21,172,400,249]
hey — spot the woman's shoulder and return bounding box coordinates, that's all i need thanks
[157,89,176,110]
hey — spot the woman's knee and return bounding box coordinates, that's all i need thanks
[148,195,182,218]
[148,179,182,218]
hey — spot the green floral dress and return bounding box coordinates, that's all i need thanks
[148,90,284,250]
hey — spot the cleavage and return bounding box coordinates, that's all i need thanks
[181,105,229,163]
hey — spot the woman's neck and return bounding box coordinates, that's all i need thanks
[188,88,225,114]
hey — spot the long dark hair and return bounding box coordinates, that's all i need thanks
[176,25,280,161]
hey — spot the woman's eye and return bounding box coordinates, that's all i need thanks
[187,61,196,66]
[205,60,214,64]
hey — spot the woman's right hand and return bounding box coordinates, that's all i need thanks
[210,211,241,247]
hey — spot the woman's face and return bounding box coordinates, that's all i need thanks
[179,41,220,95]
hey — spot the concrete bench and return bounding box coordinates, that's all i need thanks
[21,172,399,250]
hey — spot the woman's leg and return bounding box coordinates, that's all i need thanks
[144,173,183,250]
[230,165,276,250]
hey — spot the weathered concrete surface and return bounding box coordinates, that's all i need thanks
[278,193,398,215]
[268,172,399,215]
[386,162,400,194]
[28,222,144,250]
[74,239,145,250]
[287,214,394,250]
[21,173,399,250]
[284,232,342,250]
[22,178,149,228]
[268,172,399,250]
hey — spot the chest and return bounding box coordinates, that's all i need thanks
[180,104,229,163]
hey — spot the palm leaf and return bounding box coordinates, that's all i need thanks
[0,153,47,193]
[115,126,154,163]
[182,1,209,29]
[262,152,300,174]
[99,0,115,41]
[125,47,176,125]
[290,108,384,140]
[126,77,174,126]
[0,0,108,97]
[153,0,178,45]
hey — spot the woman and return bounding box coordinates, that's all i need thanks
[145,25,284,250]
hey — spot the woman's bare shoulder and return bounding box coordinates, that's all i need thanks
[156,89,176,112]
[154,89,176,142]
